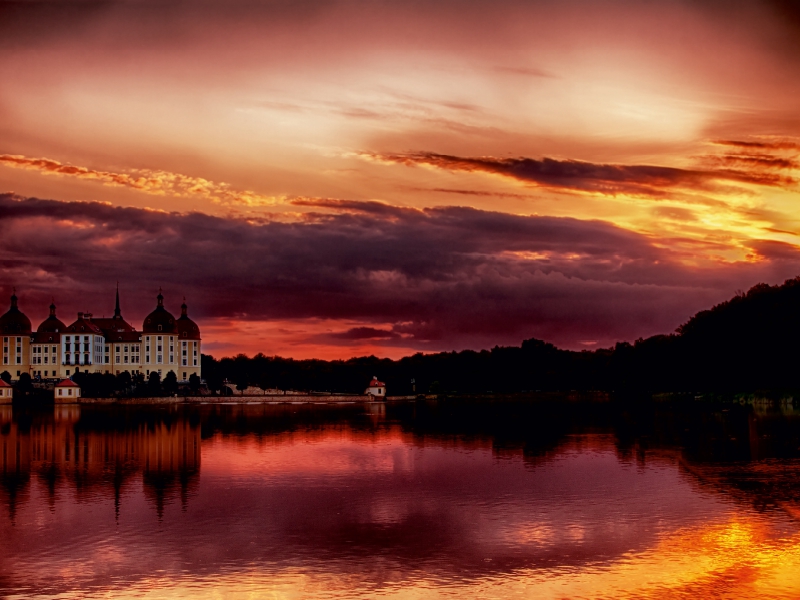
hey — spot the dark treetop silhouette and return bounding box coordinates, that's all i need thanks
[196,277,800,395]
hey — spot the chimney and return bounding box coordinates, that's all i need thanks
[77,312,83,319]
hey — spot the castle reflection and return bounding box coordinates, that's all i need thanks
[2,399,800,525]
[2,401,800,599]
[0,405,200,520]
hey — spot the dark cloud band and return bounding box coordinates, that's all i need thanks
[1,193,797,352]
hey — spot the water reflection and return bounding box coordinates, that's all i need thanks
[0,405,200,522]
[1,399,799,599]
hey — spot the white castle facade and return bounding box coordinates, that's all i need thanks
[0,288,201,382]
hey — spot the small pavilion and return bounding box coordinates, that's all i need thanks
[0,379,12,404]
[55,379,81,403]
[365,376,386,398]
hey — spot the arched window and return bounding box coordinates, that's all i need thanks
[158,325,162,332]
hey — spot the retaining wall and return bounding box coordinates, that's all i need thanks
[73,394,421,405]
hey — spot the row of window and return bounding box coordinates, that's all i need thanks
[5,339,198,367]
[62,353,92,365]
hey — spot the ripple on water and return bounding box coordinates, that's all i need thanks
[2,403,800,599]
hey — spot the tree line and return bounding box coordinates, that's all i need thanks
[5,276,800,397]
[202,277,800,395]
[0,369,202,399]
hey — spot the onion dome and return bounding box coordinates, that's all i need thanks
[142,289,178,334]
[0,291,32,335]
[176,298,201,340]
[37,300,66,333]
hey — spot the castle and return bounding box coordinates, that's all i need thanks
[0,288,201,382]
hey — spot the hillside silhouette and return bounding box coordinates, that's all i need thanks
[200,277,800,394]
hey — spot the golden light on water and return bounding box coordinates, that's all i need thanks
[3,405,800,599]
[67,517,800,600]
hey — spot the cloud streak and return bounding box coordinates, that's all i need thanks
[0,154,280,207]
[364,151,797,197]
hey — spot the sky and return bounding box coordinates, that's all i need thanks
[1,0,800,359]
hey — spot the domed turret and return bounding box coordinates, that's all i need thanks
[177,298,201,339]
[0,290,32,335]
[142,289,178,334]
[37,300,66,333]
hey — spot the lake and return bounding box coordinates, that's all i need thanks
[1,399,800,599]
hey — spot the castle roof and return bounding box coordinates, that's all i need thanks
[37,301,66,333]
[66,313,103,335]
[176,299,201,339]
[368,377,385,387]
[0,292,32,335]
[142,290,178,334]
[32,331,61,344]
[93,317,136,334]
[55,379,80,388]
[94,285,136,334]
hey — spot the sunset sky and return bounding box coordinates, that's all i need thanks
[1,0,800,359]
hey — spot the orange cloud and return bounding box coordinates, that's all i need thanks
[0,154,281,207]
